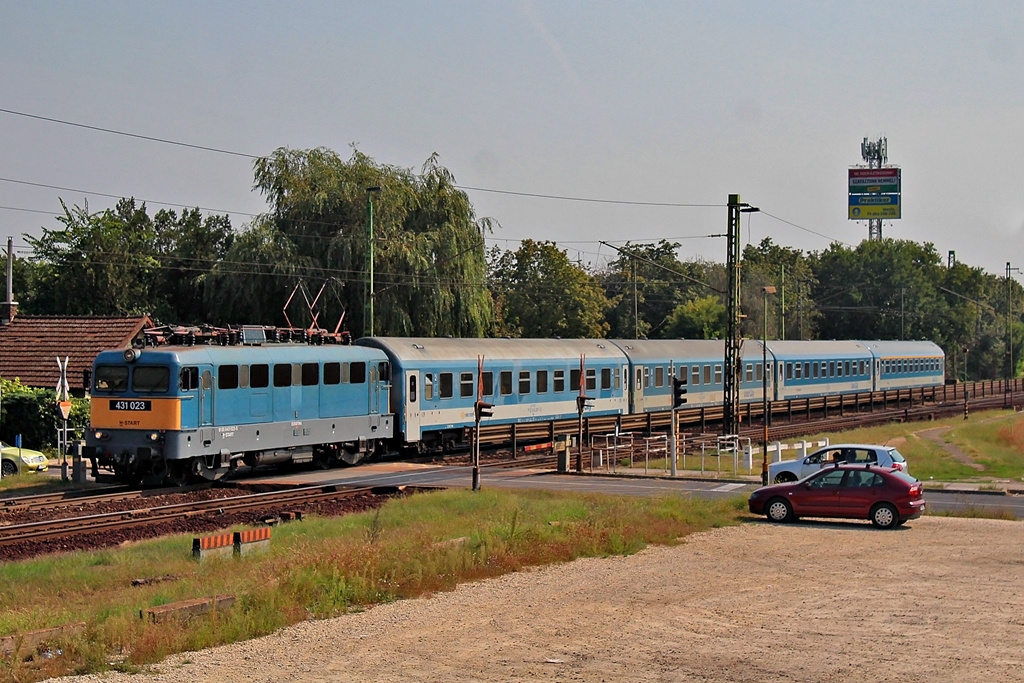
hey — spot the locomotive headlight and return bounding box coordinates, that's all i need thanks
[123,348,140,363]
[93,430,110,441]
[147,432,161,442]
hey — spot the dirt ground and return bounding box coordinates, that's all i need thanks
[54,514,1024,683]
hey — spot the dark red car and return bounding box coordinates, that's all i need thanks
[748,463,925,529]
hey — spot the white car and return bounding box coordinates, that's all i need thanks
[768,444,908,484]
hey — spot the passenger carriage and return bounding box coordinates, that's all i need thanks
[862,340,945,391]
[356,337,630,452]
[767,340,874,400]
[609,339,772,411]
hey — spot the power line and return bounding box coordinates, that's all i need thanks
[0,107,262,160]
[456,184,723,208]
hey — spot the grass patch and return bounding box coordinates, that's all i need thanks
[794,408,1024,483]
[0,488,745,682]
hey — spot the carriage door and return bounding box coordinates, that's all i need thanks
[369,363,380,414]
[634,366,646,412]
[199,367,214,427]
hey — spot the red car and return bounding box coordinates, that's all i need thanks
[748,463,925,529]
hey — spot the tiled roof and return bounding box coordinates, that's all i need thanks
[0,315,153,390]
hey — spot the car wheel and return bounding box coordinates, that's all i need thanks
[1,459,16,477]
[766,497,794,523]
[773,472,797,484]
[871,503,899,529]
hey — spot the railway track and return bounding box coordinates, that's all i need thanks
[0,483,428,562]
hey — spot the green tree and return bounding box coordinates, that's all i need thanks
[599,241,717,339]
[24,199,160,316]
[488,240,610,338]
[664,295,726,339]
[152,208,234,323]
[209,147,493,336]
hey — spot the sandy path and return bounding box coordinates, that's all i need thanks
[56,515,1024,683]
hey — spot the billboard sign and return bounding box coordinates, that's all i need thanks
[848,194,900,219]
[849,168,900,194]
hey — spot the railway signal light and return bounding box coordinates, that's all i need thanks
[475,400,494,421]
[576,395,593,413]
[673,377,688,408]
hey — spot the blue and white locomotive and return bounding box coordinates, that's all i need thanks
[85,334,945,484]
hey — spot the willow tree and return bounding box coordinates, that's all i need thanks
[208,147,494,336]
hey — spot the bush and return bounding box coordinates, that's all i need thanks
[0,377,88,451]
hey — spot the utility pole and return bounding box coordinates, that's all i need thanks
[1008,263,1020,394]
[365,186,381,337]
[724,195,758,436]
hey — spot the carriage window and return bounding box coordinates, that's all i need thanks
[643,366,650,388]
[537,370,549,393]
[439,372,454,399]
[601,368,611,390]
[745,364,753,382]
[655,366,665,388]
[586,368,596,391]
[177,366,198,392]
[483,371,494,396]
[692,365,701,386]
[554,369,565,392]
[273,364,291,387]
[786,363,793,380]
[349,362,366,384]
[615,368,621,390]
[250,364,269,388]
[133,366,170,393]
[500,371,513,395]
[324,362,341,385]
[409,374,417,403]
[704,365,712,385]
[635,368,642,390]
[218,365,239,390]
[757,363,763,382]
[844,361,851,376]
[461,372,474,398]
[424,373,434,400]
[804,362,811,378]
[811,363,818,379]
[302,363,319,386]
[795,363,802,380]
[714,364,722,384]
[571,369,581,391]
[519,371,531,394]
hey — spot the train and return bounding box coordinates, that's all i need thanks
[84,334,945,484]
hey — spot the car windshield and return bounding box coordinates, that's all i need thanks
[886,448,906,463]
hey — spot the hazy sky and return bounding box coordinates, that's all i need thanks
[3,1,1023,278]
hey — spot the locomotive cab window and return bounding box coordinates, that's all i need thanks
[132,366,170,393]
[179,366,199,392]
[95,365,129,392]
